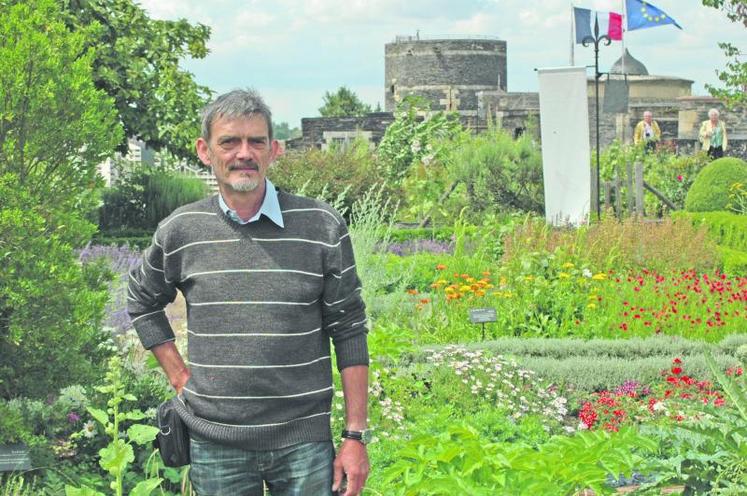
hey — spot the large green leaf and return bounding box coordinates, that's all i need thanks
[86,407,109,427]
[129,478,163,496]
[127,424,159,445]
[98,439,134,477]
[64,485,106,496]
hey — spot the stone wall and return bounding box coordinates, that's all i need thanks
[289,113,395,150]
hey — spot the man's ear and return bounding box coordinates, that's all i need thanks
[269,139,281,161]
[196,137,212,166]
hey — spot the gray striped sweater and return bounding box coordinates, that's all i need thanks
[127,192,368,449]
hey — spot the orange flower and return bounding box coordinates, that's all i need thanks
[436,264,447,270]
[482,271,491,276]
[461,273,470,279]
[419,298,430,304]
[406,288,418,295]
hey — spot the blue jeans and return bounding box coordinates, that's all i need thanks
[189,437,335,496]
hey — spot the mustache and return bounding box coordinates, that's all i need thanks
[228,162,259,171]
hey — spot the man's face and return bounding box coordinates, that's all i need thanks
[644,113,652,124]
[196,114,279,194]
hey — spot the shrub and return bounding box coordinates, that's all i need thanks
[718,246,747,275]
[377,96,464,185]
[673,211,747,252]
[451,128,544,214]
[685,157,747,212]
[0,175,113,399]
[270,139,390,218]
[99,166,208,232]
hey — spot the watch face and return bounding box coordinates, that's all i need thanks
[361,430,373,444]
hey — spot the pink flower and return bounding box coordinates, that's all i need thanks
[677,175,683,182]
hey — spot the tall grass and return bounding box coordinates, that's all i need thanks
[502,214,718,273]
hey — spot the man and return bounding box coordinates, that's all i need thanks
[633,110,661,153]
[127,89,370,496]
[699,108,728,159]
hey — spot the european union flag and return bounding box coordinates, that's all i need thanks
[626,0,682,31]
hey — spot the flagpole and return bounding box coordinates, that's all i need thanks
[582,12,612,220]
[570,2,575,65]
[621,0,626,75]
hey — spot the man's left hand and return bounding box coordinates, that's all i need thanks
[332,439,369,496]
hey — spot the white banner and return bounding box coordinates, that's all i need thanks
[538,67,591,226]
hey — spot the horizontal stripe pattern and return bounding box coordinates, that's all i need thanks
[187,327,322,337]
[183,385,333,400]
[127,192,368,449]
[188,355,330,369]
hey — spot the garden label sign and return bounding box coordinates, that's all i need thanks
[469,307,497,340]
[0,443,31,472]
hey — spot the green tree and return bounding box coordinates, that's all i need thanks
[0,0,122,209]
[319,86,372,117]
[273,121,301,140]
[59,0,213,159]
[0,0,119,398]
[702,0,746,107]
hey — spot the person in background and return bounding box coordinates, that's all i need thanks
[699,108,728,159]
[633,110,661,153]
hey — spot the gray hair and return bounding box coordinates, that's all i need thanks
[708,108,720,118]
[201,88,274,141]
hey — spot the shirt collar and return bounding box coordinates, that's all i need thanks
[218,178,284,228]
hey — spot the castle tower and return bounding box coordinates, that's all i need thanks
[384,36,507,117]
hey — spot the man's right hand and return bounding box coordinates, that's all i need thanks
[174,367,191,395]
[150,341,191,394]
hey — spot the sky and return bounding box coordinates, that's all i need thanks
[138,0,745,128]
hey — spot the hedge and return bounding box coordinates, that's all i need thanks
[673,210,747,252]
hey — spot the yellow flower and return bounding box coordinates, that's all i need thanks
[587,303,597,309]
[460,285,472,293]
[437,279,448,285]
[591,273,607,281]
[475,289,486,297]
[444,287,455,294]
[562,262,575,269]
[466,277,476,283]
[558,272,571,279]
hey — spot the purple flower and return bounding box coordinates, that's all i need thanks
[614,380,648,397]
[67,412,81,423]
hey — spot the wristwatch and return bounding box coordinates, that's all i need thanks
[341,429,372,445]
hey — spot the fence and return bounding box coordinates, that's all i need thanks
[593,162,677,218]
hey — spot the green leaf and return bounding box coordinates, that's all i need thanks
[64,486,106,496]
[129,478,163,496]
[127,424,159,445]
[86,407,109,427]
[123,409,148,421]
[98,439,134,477]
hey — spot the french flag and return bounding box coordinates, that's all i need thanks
[574,7,623,43]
